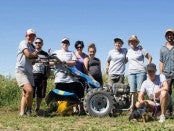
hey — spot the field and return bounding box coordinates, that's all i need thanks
[1,75,174,130]
[1,108,174,131]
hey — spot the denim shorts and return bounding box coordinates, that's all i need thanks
[128,72,147,93]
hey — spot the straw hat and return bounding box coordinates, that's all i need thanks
[128,35,140,44]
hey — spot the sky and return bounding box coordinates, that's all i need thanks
[0,0,174,77]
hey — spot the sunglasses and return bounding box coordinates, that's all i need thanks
[35,42,42,44]
[76,46,83,49]
[147,70,155,73]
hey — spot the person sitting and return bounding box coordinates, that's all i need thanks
[135,63,169,123]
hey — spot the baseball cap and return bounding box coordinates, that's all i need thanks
[26,29,36,35]
[146,63,156,71]
[61,38,70,45]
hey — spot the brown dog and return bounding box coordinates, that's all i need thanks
[129,101,152,123]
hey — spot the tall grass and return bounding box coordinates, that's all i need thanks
[0,75,20,109]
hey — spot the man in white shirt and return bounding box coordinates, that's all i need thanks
[136,63,169,123]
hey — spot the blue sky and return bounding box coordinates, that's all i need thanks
[0,0,174,76]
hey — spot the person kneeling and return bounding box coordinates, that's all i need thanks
[135,63,169,123]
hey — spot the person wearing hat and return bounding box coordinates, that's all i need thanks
[126,35,152,110]
[50,38,84,101]
[106,38,127,86]
[136,63,169,123]
[15,28,38,116]
[160,28,174,115]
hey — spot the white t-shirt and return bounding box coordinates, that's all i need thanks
[126,47,148,74]
[106,48,127,75]
[53,49,77,83]
[140,74,166,100]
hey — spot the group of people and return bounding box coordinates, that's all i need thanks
[15,28,174,123]
[15,29,103,116]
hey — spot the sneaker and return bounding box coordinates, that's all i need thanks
[159,114,165,123]
[19,112,26,116]
[25,107,32,116]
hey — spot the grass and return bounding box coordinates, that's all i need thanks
[0,108,174,131]
[1,75,174,130]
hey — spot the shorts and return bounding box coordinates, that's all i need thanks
[33,73,47,98]
[128,72,146,93]
[55,82,84,98]
[109,74,124,86]
[16,71,34,87]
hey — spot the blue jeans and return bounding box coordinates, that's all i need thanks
[128,72,147,93]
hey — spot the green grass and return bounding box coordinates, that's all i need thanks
[0,109,174,131]
[1,74,174,130]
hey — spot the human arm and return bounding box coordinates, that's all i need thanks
[145,53,152,64]
[154,78,169,100]
[84,57,92,76]
[23,48,38,59]
[106,61,110,74]
[138,92,145,104]
[159,61,164,74]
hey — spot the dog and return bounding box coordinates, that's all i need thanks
[129,102,152,123]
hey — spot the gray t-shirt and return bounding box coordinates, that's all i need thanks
[126,47,148,74]
[140,74,166,100]
[160,45,174,79]
[53,49,77,83]
[106,48,127,75]
[15,40,35,74]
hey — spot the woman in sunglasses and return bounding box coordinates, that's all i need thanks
[74,41,88,74]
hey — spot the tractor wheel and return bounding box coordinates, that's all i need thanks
[83,88,115,117]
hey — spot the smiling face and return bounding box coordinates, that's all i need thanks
[35,38,43,50]
[165,32,174,43]
[62,42,69,51]
[26,34,36,44]
[88,47,96,58]
[128,40,138,49]
[76,44,83,52]
[115,41,123,50]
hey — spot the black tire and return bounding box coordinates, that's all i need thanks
[83,88,115,117]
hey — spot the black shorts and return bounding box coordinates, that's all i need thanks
[33,73,47,98]
[55,82,84,98]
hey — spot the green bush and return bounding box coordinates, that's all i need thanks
[0,75,20,109]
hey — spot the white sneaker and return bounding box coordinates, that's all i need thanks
[159,114,165,123]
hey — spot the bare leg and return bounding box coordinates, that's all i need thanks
[20,83,33,115]
[20,90,27,115]
[160,91,169,115]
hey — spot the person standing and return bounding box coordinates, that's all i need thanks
[74,40,88,73]
[126,35,152,109]
[51,38,84,98]
[84,43,103,86]
[106,38,127,86]
[160,29,174,115]
[33,38,50,112]
[15,29,38,116]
